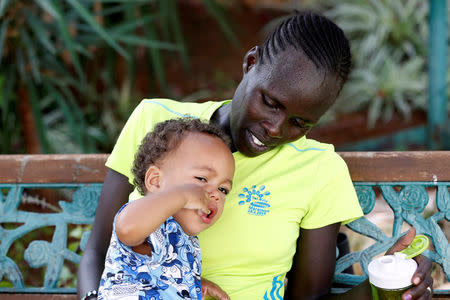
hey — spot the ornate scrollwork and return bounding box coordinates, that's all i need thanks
[335,182,450,292]
[0,257,24,288]
[355,185,376,214]
[1,181,449,294]
[398,185,429,212]
[0,183,101,293]
[24,240,52,268]
[59,185,101,218]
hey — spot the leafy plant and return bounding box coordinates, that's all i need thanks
[324,0,432,126]
[0,0,237,154]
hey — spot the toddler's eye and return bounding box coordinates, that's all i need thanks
[195,176,207,182]
[218,187,229,195]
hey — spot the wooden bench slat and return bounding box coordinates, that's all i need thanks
[1,152,449,183]
[340,151,450,182]
[0,154,109,183]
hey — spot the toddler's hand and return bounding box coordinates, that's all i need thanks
[201,277,230,300]
[180,184,210,214]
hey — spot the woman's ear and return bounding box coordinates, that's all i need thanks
[144,165,161,193]
[243,46,260,74]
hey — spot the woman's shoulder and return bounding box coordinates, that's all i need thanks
[283,136,335,155]
[281,136,347,167]
[137,98,229,120]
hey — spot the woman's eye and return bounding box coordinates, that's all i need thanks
[292,118,309,129]
[195,176,207,182]
[262,95,277,109]
[218,187,229,195]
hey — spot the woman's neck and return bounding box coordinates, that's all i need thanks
[210,103,236,152]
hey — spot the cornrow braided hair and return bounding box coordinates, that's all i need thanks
[260,11,351,84]
[132,118,231,195]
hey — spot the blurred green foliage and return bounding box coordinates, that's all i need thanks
[0,0,236,154]
[325,0,430,127]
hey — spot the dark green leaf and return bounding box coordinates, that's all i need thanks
[0,0,12,19]
[144,19,167,94]
[16,49,26,78]
[109,15,155,35]
[202,0,239,48]
[24,76,50,153]
[96,3,129,17]
[67,0,130,60]
[1,65,15,123]
[20,28,41,83]
[24,10,56,54]
[36,0,59,19]
[0,18,8,65]
[51,0,86,84]
[44,81,85,150]
[41,55,79,87]
[115,35,180,51]
[158,0,170,40]
[168,0,190,71]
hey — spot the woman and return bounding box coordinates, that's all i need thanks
[78,11,432,300]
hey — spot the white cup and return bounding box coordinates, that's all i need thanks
[368,252,417,300]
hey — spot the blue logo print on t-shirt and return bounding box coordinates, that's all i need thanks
[238,185,271,216]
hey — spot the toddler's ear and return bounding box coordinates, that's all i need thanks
[144,165,161,193]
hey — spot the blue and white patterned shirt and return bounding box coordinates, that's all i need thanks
[98,208,202,300]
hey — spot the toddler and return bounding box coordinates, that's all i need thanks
[97,118,235,299]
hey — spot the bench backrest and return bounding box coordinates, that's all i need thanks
[0,152,449,295]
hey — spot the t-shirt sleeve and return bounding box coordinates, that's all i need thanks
[112,204,170,265]
[105,102,147,184]
[300,152,363,229]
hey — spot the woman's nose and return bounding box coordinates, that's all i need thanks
[263,115,285,138]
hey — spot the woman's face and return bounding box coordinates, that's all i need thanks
[230,46,342,157]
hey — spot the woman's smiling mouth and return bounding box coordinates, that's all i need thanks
[251,133,265,146]
[247,130,268,152]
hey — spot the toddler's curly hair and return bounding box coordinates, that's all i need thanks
[132,118,231,195]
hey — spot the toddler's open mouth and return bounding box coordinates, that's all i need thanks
[200,205,217,224]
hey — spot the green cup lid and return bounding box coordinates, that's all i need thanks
[399,235,429,259]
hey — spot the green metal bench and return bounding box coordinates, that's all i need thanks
[0,152,449,299]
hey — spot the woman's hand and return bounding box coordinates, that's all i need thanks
[201,277,230,300]
[386,228,433,300]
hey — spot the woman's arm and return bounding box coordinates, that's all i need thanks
[77,169,134,299]
[285,224,376,300]
[285,223,359,300]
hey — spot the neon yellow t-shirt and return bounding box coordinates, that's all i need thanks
[106,99,363,300]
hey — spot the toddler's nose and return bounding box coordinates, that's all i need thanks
[206,187,220,201]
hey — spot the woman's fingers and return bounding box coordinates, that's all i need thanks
[208,286,231,300]
[201,277,230,300]
[402,272,433,300]
[386,228,416,255]
[412,255,432,285]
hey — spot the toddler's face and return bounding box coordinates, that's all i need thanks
[157,131,235,235]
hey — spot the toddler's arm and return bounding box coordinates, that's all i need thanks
[115,183,210,246]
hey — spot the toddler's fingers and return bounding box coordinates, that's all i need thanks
[197,208,211,215]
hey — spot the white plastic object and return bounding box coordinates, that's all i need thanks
[368,252,417,290]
